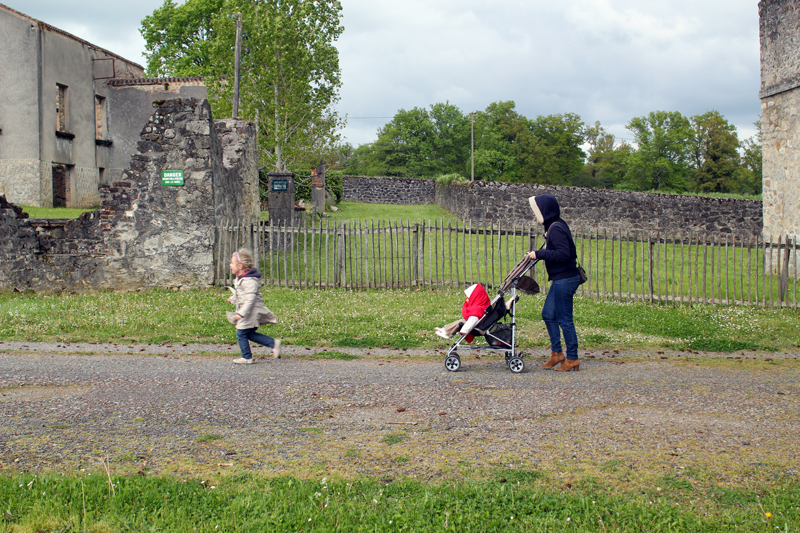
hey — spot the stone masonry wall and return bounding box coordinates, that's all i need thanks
[342,176,435,205]
[0,195,105,291]
[0,98,258,292]
[759,0,800,238]
[0,160,43,207]
[100,98,220,290]
[213,118,259,222]
[435,181,762,237]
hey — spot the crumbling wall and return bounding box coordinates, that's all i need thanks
[0,195,105,291]
[0,97,258,292]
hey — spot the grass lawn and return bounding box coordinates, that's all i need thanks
[18,206,98,219]
[1,288,798,353]
[0,471,794,532]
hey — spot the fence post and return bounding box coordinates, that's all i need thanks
[337,223,346,288]
[411,222,419,286]
[780,234,791,304]
[648,234,655,303]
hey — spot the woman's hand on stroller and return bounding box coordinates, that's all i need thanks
[527,251,537,260]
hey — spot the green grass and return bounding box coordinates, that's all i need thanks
[195,434,224,443]
[260,201,459,224]
[18,205,98,219]
[0,472,796,532]
[382,433,405,445]
[1,288,798,352]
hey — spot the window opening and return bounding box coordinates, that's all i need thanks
[95,95,107,140]
[56,84,68,132]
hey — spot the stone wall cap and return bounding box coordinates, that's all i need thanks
[107,76,206,87]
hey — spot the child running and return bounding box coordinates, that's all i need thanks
[227,248,280,364]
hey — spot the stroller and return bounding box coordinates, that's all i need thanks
[443,256,540,373]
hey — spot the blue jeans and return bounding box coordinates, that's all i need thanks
[541,275,580,359]
[236,327,275,359]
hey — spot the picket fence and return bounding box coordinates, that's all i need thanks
[214,218,798,308]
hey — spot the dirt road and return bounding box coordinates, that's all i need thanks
[1,342,798,487]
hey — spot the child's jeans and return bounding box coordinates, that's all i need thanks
[236,327,275,359]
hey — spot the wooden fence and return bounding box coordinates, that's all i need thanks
[215,218,798,308]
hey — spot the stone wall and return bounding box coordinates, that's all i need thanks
[435,181,763,237]
[0,195,105,291]
[342,176,436,205]
[759,0,800,238]
[0,97,258,292]
[0,160,43,207]
[213,118,259,222]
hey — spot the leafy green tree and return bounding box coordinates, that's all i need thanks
[357,102,469,178]
[140,0,224,77]
[470,101,529,181]
[623,111,694,192]
[736,121,763,195]
[207,0,344,171]
[526,113,586,185]
[471,149,517,181]
[578,122,632,189]
[428,103,470,176]
[690,111,740,193]
[142,0,345,171]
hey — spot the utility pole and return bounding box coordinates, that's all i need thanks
[470,112,475,181]
[233,12,242,118]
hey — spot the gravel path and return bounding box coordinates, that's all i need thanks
[1,342,798,488]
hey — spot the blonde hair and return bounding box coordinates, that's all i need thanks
[235,248,255,270]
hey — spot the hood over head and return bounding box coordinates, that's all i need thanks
[240,268,262,279]
[528,194,560,224]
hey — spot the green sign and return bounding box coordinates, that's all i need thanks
[271,179,289,192]
[161,170,184,186]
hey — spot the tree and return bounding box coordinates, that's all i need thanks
[207,0,345,171]
[526,113,586,185]
[736,121,763,195]
[355,102,469,178]
[578,121,631,189]
[690,111,740,193]
[140,0,224,77]
[623,111,694,192]
[142,0,346,171]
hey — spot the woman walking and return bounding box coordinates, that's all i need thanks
[526,194,581,372]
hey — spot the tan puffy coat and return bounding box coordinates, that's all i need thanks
[228,274,277,330]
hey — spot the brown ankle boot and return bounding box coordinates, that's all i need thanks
[554,358,580,372]
[542,351,565,369]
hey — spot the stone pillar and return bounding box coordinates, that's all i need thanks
[759,0,800,240]
[311,162,326,216]
[268,171,295,250]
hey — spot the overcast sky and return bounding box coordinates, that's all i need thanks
[5,0,762,147]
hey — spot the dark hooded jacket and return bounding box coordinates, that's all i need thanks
[531,194,580,281]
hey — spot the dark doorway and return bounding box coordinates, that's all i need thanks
[52,164,68,207]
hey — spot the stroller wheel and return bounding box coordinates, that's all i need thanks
[508,357,525,373]
[444,354,461,372]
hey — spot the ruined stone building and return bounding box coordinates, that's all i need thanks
[760,0,800,238]
[0,3,207,208]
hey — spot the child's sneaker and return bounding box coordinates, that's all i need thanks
[435,328,449,339]
[273,339,281,359]
[233,357,253,364]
